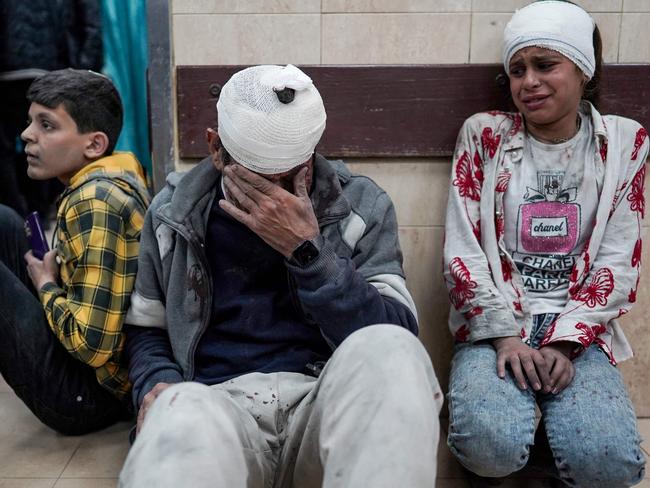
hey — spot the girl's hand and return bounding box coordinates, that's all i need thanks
[539,342,576,394]
[492,336,552,392]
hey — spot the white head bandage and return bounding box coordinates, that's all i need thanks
[503,1,596,79]
[216,64,327,174]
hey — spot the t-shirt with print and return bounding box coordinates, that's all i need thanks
[503,109,604,314]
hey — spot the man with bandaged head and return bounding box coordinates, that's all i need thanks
[119,64,442,487]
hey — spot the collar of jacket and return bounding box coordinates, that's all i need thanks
[502,101,608,156]
[58,151,149,205]
[159,152,352,238]
[67,151,146,188]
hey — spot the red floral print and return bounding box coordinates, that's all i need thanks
[496,171,511,193]
[574,268,614,308]
[520,327,526,339]
[599,140,608,163]
[575,322,607,349]
[513,300,522,312]
[481,127,501,158]
[539,321,557,346]
[464,306,483,320]
[631,127,648,160]
[627,165,646,218]
[473,150,484,185]
[495,214,505,240]
[628,289,637,303]
[454,324,470,342]
[501,256,512,282]
[472,220,481,241]
[448,257,478,309]
[629,275,641,303]
[453,151,481,202]
[632,239,642,268]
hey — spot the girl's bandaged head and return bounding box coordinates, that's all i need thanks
[216,64,327,175]
[503,1,595,79]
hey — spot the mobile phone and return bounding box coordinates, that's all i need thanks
[24,211,50,260]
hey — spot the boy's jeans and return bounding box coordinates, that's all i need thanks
[119,324,443,488]
[0,204,129,434]
[447,314,646,487]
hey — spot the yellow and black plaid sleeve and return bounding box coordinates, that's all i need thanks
[40,186,144,398]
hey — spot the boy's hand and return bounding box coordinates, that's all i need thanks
[492,336,552,392]
[219,164,319,257]
[24,249,58,290]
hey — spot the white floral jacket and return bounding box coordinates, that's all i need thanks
[443,102,648,364]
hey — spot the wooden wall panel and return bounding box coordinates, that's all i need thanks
[177,65,650,159]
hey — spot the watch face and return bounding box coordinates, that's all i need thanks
[294,240,319,266]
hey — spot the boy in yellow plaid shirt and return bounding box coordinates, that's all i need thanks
[0,69,150,434]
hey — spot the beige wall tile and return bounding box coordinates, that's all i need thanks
[592,13,622,62]
[54,481,117,488]
[625,0,650,12]
[173,0,320,14]
[574,0,623,11]
[620,14,650,62]
[472,0,528,12]
[60,422,130,478]
[347,159,451,227]
[0,394,80,477]
[0,481,55,488]
[399,226,454,392]
[173,14,320,65]
[323,0,470,13]
[322,13,470,64]
[470,13,510,63]
[473,0,622,12]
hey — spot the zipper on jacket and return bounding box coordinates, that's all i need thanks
[157,213,213,381]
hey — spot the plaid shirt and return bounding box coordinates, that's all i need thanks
[40,153,150,400]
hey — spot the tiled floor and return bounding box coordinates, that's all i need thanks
[0,374,648,488]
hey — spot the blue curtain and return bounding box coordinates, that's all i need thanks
[101,0,151,176]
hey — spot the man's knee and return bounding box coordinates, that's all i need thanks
[327,324,441,410]
[336,323,426,368]
[141,382,252,445]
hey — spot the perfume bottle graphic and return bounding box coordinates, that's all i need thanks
[517,171,580,254]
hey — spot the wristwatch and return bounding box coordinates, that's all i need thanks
[290,237,322,266]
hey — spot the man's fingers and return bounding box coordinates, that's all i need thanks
[219,199,254,228]
[229,164,276,194]
[521,355,541,391]
[293,167,309,199]
[223,175,255,210]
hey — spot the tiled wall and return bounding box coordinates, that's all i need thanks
[170,0,650,415]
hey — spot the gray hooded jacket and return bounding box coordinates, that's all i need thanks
[125,154,418,407]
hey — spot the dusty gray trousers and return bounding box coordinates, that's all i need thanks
[119,324,442,488]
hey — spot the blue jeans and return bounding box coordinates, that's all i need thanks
[0,204,130,434]
[447,314,646,487]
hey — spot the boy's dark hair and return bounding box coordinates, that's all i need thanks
[27,69,123,155]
